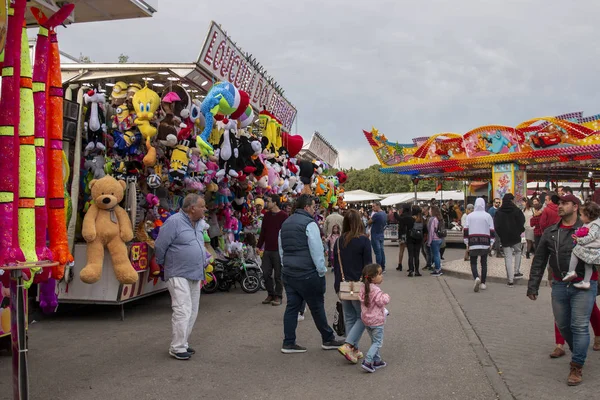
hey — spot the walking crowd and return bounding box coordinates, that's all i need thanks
[154,186,600,385]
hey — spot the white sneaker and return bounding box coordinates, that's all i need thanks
[563,271,578,282]
[480,283,487,290]
[573,281,591,290]
[474,277,481,292]
[297,313,305,321]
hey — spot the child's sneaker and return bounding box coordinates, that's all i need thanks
[563,271,578,282]
[361,361,376,373]
[338,344,358,363]
[354,349,364,359]
[573,281,591,290]
[373,360,387,369]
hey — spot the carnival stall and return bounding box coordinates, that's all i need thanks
[364,113,600,201]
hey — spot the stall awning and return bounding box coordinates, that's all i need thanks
[26,0,157,27]
[343,190,383,203]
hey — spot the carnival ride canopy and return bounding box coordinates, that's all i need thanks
[364,112,600,181]
[343,190,383,203]
[380,190,464,206]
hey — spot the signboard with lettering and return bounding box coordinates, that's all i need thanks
[198,21,297,131]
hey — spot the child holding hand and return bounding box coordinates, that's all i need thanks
[359,263,390,373]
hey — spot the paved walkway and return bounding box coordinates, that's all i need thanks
[1,243,597,399]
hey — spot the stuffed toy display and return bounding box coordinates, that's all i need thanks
[133,86,161,167]
[83,87,107,153]
[80,175,138,284]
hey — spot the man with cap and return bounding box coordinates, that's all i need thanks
[528,194,598,386]
[493,193,525,286]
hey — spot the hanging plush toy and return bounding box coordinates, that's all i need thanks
[215,118,240,178]
[109,81,128,107]
[83,87,107,153]
[84,154,106,180]
[133,85,161,167]
[80,175,138,284]
[157,91,181,145]
[169,139,192,186]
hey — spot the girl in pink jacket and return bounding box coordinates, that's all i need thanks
[359,263,391,373]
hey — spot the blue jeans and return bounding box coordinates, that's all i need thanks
[365,325,384,363]
[342,300,365,348]
[430,239,442,271]
[551,281,598,365]
[371,237,386,270]
[282,273,335,346]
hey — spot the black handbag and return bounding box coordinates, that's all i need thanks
[333,301,345,336]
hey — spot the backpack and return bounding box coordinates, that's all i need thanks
[436,220,447,238]
[410,222,424,240]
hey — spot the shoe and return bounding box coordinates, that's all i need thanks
[514,273,523,279]
[361,361,376,373]
[507,281,514,287]
[550,346,566,358]
[355,349,364,359]
[262,295,274,304]
[441,256,445,260]
[281,344,307,354]
[415,272,422,277]
[593,336,600,351]
[562,271,578,282]
[186,347,196,355]
[396,264,403,271]
[567,362,583,386]
[480,283,487,290]
[271,296,282,306]
[297,313,305,322]
[322,339,346,350]
[169,350,192,360]
[338,344,358,364]
[382,270,387,275]
[526,252,530,259]
[373,360,387,369]
[431,270,443,277]
[407,271,414,277]
[573,281,591,290]
[474,277,481,292]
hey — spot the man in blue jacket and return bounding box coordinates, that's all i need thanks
[279,194,344,353]
[155,194,208,360]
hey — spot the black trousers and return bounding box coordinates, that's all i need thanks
[470,254,488,283]
[262,250,283,297]
[407,240,422,272]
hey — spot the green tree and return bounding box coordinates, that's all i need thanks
[118,53,129,63]
[341,164,461,194]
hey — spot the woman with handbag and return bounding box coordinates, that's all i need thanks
[333,209,373,364]
[406,207,426,277]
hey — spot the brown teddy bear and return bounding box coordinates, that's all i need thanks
[80,175,138,284]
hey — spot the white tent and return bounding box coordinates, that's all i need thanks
[381,191,465,206]
[343,190,383,203]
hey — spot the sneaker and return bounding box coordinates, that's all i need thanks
[474,277,481,292]
[361,361,376,373]
[431,270,443,277]
[562,271,578,282]
[271,296,282,306]
[262,295,274,304]
[186,347,196,355]
[297,313,305,321]
[573,281,591,290]
[169,350,192,360]
[480,283,487,290]
[407,271,414,277]
[507,281,514,287]
[338,344,358,363]
[322,339,346,350]
[355,349,364,359]
[514,273,523,279]
[281,344,307,354]
[373,360,387,369]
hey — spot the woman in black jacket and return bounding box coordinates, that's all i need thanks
[333,209,372,364]
[407,207,427,277]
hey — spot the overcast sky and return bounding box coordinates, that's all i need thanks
[52,0,600,169]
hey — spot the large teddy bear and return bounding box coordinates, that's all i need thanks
[80,175,138,284]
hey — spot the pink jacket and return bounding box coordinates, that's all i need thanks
[359,284,390,326]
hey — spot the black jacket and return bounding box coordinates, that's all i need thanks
[494,203,525,247]
[394,212,414,237]
[527,219,592,296]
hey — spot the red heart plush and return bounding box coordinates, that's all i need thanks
[282,132,304,157]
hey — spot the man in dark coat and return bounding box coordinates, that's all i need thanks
[494,193,525,286]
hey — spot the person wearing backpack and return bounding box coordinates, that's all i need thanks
[427,206,445,276]
[407,207,427,277]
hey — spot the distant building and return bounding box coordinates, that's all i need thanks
[297,131,340,168]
